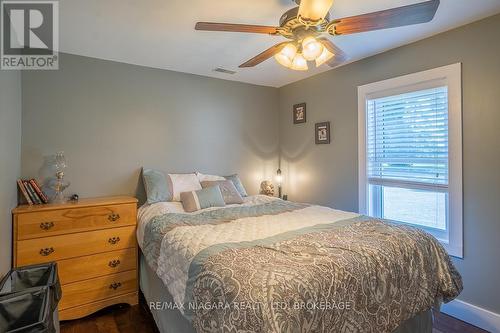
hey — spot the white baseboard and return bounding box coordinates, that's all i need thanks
[441,299,500,333]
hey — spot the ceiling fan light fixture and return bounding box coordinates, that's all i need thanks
[196,0,441,72]
[290,53,308,71]
[315,47,334,67]
[298,0,335,24]
[274,43,297,68]
[302,36,324,61]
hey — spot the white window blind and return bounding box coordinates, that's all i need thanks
[366,87,448,191]
[359,64,463,258]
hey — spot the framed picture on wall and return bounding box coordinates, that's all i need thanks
[293,103,306,124]
[315,121,331,144]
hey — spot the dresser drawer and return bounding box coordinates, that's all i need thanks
[59,270,137,310]
[58,248,137,284]
[16,203,136,240]
[16,226,136,266]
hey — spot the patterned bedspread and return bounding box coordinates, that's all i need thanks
[140,196,462,333]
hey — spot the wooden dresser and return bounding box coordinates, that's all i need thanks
[12,196,139,321]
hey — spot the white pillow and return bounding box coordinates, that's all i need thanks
[168,173,202,201]
[196,172,225,182]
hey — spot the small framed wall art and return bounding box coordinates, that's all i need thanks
[293,103,306,124]
[315,121,331,144]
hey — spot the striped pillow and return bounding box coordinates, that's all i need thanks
[180,185,226,212]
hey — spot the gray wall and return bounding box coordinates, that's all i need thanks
[0,70,22,275]
[278,14,500,313]
[21,53,279,201]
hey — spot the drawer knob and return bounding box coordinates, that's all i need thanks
[108,259,121,268]
[108,213,120,222]
[109,282,122,290]
[39,247,54,256]
[108,237,121,245]
[40,222,55,230]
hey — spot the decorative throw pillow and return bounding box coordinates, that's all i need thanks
[201,180,244,204]
[142,168,172,204]
[224,174,248,197]
[168,173,202,202]
[180,186,226,212]
[196,172,226,182]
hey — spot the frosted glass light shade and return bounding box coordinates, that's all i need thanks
[290,54,308,71]
[315,47,334,67]
[298,0,335,23]
[274,43,297,68]
[302,37,324,61]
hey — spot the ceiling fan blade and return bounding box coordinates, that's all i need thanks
[239,42,289,68]
[298,0,335,23]
[329,0,440,35]
[195,22,278,35]
[318,38,349,67]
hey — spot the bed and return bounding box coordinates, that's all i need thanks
[137,195,462,333]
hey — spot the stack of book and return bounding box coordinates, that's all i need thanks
[17,179,49,205]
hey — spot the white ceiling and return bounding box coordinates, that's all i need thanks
[59,0,500,87]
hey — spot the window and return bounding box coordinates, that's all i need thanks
[358,64,463,257]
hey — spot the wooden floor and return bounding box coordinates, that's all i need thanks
[433,310,489,333]
[60,303,490,333]
[60,304,159,333]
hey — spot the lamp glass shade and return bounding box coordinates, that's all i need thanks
[302,37,324,61]
[290,54,308,71]
[276,169,283,184]
[298,0,335,22]
[274,43,297,68]
[315,47,334,67]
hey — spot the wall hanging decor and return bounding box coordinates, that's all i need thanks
[315,121,331,144]
[293,103,306,124]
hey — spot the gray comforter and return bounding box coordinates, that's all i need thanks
[142,198,462,333]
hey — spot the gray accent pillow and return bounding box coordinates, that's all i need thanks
[180,185,226,213]
[142,168,172,204]
[201,180,244,204]
[224,174,248,197]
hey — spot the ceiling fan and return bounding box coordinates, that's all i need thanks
[195,0,440,71]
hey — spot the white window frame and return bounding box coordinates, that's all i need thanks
[358,63,463,258]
